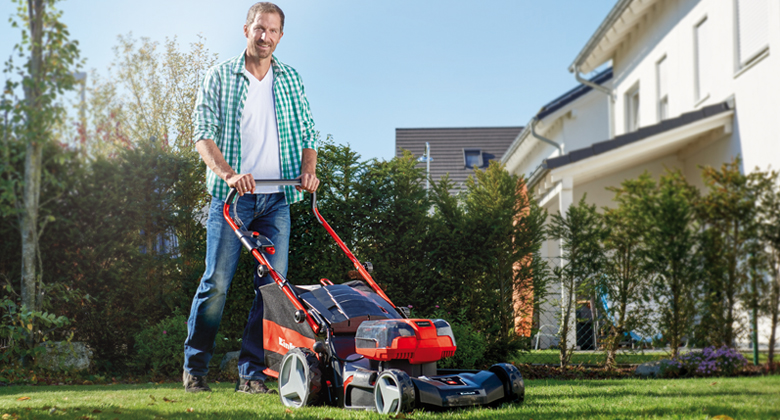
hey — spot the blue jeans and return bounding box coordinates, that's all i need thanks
[184,192,290,381]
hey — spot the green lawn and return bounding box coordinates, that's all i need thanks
[1,376,778,419]
[512,349,667,365]
[512,349,773,366]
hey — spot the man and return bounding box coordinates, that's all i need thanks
[183,2,319,394]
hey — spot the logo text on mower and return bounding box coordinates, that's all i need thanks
[279,337,294,351]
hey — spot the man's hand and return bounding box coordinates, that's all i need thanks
[227,173,256,196]
[296,172,319,193]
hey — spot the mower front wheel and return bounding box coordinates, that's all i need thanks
[278,347,323,408]
[373,369,415,415]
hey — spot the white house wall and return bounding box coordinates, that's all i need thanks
[610,0,780,171]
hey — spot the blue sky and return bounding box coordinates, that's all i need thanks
[1,0,615,161]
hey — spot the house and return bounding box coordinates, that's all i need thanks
[395,127,523,192]
[502,69,613,349]
[503,0,779,349]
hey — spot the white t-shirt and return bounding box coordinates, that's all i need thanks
[241,67,281,194]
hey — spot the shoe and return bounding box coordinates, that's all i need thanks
[236,379,278,395]
[183,371,212,393]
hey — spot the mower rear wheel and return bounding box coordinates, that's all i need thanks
[489,363,525,404]
[279,347,323,408]
[373,369,415,415]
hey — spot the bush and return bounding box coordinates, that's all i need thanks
[133,313,231,377]
[0,288,70,366]
[660,346,748,378]
[422,308,487,370]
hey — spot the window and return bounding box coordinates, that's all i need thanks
[656,56,669,121]
[463,149,483,168]
[735,0,769,69]
[694,17,710,103]
[625,85,640,132]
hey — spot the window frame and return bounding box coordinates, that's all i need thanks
[656,55,669,122]
[733,0,770,74]
[693,15,709,104]
[625,83,640,133]
[463,149,483,168]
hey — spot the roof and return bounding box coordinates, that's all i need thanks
[501,68,613,165]
[569,0,660,74]
[544,101,733,170]
[536,67,613,120]
[395,126,523,190]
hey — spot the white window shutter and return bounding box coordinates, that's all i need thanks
[736,0,769,66]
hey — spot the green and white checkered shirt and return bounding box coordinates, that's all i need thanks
[193,52,317,204]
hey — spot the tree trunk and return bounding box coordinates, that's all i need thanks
[20,0,45,311]
[21,142,42,309]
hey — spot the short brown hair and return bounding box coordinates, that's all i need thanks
[246,2,285,31]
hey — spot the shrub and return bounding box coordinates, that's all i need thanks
[660,346,748,378]
[133,313,230,377]
[0,288,70,366]
[422,308,487,370]
[438,320,488,370]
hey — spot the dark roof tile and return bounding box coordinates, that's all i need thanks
[544,100,732,170]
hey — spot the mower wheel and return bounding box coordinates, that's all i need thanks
[373,369,415,415]
[279,347,323,408]
[489,363,525,404]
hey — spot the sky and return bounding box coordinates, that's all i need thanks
[0,0,616,162]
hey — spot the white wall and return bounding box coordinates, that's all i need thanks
[610,0,780,172]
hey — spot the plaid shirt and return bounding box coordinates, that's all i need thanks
[193,52,317,204]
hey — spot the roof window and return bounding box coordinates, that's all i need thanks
[463,149,483,168]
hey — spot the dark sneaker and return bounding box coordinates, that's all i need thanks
[183,371,212,393]
[236,379,277,395]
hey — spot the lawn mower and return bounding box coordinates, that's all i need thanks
[224,179,525,414]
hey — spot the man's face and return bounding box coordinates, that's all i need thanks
[244,12,283,60]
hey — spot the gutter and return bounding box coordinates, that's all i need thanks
[574,66,615,139]
[530,117,563,155]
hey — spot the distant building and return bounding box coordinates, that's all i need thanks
[395,126,523,192]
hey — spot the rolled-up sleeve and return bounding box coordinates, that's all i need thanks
[297,76,318,152]
[193,68,221,144]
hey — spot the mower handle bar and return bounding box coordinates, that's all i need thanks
[223,179,398,310]
[224,179,319,215]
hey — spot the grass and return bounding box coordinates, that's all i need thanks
[512,349,774,366]
[512,349,667,365]
[1,376,779,419]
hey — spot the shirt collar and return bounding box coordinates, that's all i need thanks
[233,51,286,76]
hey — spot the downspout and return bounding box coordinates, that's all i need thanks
[530,117,563,156]
[574,66,615,139]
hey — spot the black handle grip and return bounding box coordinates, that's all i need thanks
[226,179,318,215]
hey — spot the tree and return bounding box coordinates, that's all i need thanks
[461,162,547,362]
[2,0,80,313]
[643,170,700,358]
[599,175,655,369]
[547,196,603,367]
[695,159,759,347]
[754,169,780,368]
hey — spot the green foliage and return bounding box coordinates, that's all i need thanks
[642,170,700,358]
[0,285,70,365]
[547,196,604,367]
[133,313,229,377]
[754,169,780,365]
[599,174,656,369]
[694,159,760,347]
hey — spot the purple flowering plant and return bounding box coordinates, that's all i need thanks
[661,346,747,378]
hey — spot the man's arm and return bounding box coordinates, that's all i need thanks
[297,148,319,193]
[196,139,256,196]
